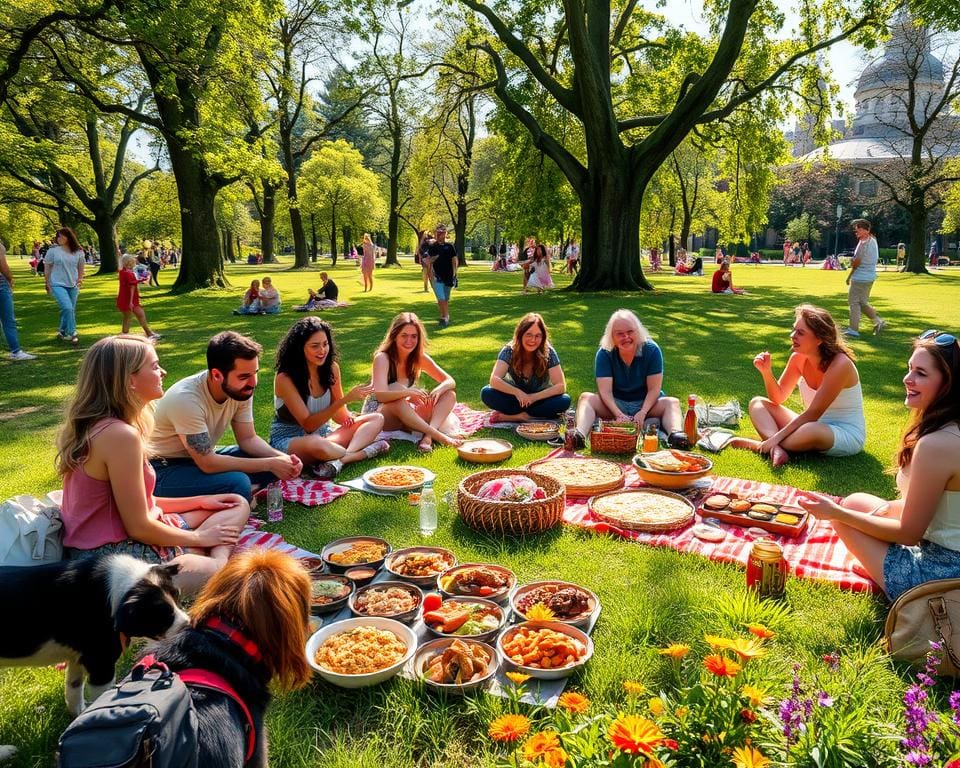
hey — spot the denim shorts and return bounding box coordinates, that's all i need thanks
[821,420,866,457]
[883,539,960,600]
[614,398,645,417]
[431,277,452,301]
[269,418,330,452]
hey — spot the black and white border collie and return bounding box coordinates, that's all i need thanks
[0,555,188,718]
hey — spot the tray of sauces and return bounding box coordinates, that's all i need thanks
[700,492,809,538]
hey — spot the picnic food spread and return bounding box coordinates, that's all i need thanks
[475,474,547,502]
[423,600,502,635]
[698,491,809,537]
[439,565,514,599]
[329,541,388,566]
[367,467,426,488]
[423,639,492,684]
[640,449,710,473]
[500,624,587,670]
[513,582,594,623]
[315,625,408,674]
[352,585,420,616]
[311,577,352,606]
[516,422,560,441]
[388,549,455,578]
[589,489,694,531]
[528,457,624,495]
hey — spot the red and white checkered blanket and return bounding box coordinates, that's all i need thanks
[236,522,319,560]
[553,449,880,594]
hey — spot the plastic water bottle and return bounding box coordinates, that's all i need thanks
[419,481,437,536]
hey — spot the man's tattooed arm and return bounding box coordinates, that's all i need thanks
[185,432,213,455]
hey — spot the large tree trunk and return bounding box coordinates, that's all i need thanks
[904,195,930,274]
[329,207,337,266]
[260,182,276,263]
[282,134,309,268]
[455,171,468,266]
[92,211,119,274]
[572,169,651,291]
[169,150,226,291]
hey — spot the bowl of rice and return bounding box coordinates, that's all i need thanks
[306,617,417,688]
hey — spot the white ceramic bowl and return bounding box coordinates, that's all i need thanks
[305,617,417,689]
[414,637,499,694]
[497,620,594,680]
[510,581,599,628]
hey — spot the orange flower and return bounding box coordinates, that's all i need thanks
[488,714,531,742]
[726,636,767,662]
[741,685,767,707]
[703,654,742,678]
[523,731,562,762]
[732,745,771,768]
[623,680,647,695]
[674,706,689,718]
[658,643,691,659]
[505,671,531,686]
[704,634,734,650]
[608,714,668,755]
[557,691,590,714]
[744,623,776,639]
[540,747,569,767]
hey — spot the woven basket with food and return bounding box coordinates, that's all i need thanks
[457,469,565,536]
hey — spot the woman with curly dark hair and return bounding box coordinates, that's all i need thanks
[731,304,864,466]
[270,317,387,479]
[801,332,960,598]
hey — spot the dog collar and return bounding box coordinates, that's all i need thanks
[202,617,263,665]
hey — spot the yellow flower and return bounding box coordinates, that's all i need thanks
[704,634,735,650]
[726,636,767,662]
[647,697,665,716]
[741,685,767,707]
[506,671,532,686]
[658,643,691,659]
[732,745,771,768]
[744,623,776,639]
[674,706,689,718]
[623,680,647,695]
[523,731,562,762]
[525,603,556,621]
[557,691,590,713]
[488,714,531,742]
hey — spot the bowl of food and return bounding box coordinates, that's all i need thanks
[344,566,378,588]
[309,574,353,616]
[423,596,506,643]
[632,449,713,489]
[306,617,417,689]
[349,581,423,624]
[385,547,457,586]
[297,556,326,575]
[516,422,560,442]
[322,536,391,574]
[457,438,513,464]
[362,465,434,492]
[414,637,499,694]
[437,563,517,605]
[496,621,593,680]
[510,581,599,627]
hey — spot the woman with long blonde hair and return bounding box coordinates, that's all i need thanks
[56,335,250,594]
[363,312,462,452]
[361,233,375,292]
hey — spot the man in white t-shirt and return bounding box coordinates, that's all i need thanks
[843,218,886,338]
[149,331,302,500]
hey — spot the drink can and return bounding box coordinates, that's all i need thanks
[563,408,577,450]
[266,486,284,523]
[746,539,787,598]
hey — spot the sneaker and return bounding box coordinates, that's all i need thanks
[56,331,66,341]
[310,461,339,480]
[438,318,449,329]
[569,430,586,451]
[8,350,36,361]
[148,333,163,342]
[362,439,390,459]
[873,319,887,335]
[842,328,861,338]
[70,335,79,345]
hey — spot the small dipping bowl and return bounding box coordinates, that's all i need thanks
[344,566,378,588]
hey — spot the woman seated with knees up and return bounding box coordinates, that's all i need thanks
[711,260,745,294]
[363,312,462,452]
[56,336,250,595]
[731,304,864,467]
[233,279,261,315]
[270,317,388,480]
[570,309,684,450]
[481,313,571,424]
[800,331,960,599]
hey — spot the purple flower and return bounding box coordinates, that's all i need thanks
[817,691,834,708]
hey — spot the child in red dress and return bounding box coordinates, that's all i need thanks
[117,254,161,340]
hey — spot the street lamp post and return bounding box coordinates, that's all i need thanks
[834,204,843,257]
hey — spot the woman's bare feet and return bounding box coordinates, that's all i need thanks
[770,445,790,467]
[728,437,760,451]
[417,436,433,453]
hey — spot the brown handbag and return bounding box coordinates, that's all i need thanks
[884,578,960,676]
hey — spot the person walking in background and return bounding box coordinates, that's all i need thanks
[426,223,458,329]
[418,231,434,292]
[360,233,375,292]
[0,240,36,360]
[843,218,886,338]
[117,254,161,341]
[148,247,161,287]
[44,226,85,345]
[565,239,580,275]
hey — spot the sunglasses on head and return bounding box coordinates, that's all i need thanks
[920,329,958,346]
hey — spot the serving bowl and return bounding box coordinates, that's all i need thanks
[497,620,594,680]
[413,637,499,694]
[306,617,417,689]
[385,546,458,586]
[510,580,599,628]
[457,438,513,464]
[349,580,423,624]
[632,450,713,490]
[437,563,517,605]
[322,536,391,574]
[309,573,353,616]
[423,596,506,643]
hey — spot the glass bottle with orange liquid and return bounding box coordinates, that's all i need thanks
[684,394,698,448]
[642,424,659,453]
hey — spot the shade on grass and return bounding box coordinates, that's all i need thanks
[1,257,958,766]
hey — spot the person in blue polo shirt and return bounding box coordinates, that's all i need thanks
[569,309,685,450]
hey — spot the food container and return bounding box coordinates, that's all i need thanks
[385,546,457,586]
[349,580,423,624]
[457,438,513,464]
[496,621,594,680]
[423,596,506,643]
[632,451,713,490]
[413,638,499,694]
[437,563,517,605]
[457,469,564,536]
[297,557,326,575]
[306,617,417,689]
[589,422,639,454]
[362,465,435,492]
[344,566,378,588]
[321,536,391,574]
[515,422,560,442]
[309,574,353,616]
[510,581,599,628]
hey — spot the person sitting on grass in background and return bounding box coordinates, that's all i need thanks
[525,244,555,293]
[711,260,745,294]
[57,335,250,595]
[295,273,340,311]
[363,312,463,452]
[799,331,960,599]
[117,254,161,341]
[270,317,388,480]
[257,276,281,314]
[481,313,571,424]
[233,279,261,315]
[570,309,685,450]
[730,304,865,467]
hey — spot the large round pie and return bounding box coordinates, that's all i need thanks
[528,457,624,496]
[589,489,695,532]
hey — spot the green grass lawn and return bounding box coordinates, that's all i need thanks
[1,257,959,766]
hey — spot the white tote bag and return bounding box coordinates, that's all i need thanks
[0,491,64,565]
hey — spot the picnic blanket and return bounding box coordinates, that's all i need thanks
[552,449,880,593]
[377,402,488,443]
[237,519,319,559]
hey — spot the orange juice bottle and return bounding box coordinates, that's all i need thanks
[642,424,659,453]
[684,395,698,447]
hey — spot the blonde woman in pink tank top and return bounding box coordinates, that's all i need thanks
[56,336,250,595]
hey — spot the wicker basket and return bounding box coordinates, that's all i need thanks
[457,469,565,536]
[589,423,639,454]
